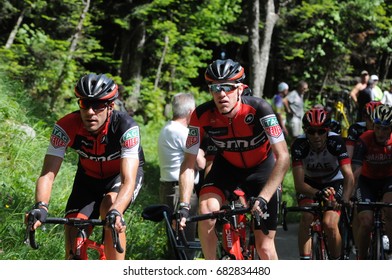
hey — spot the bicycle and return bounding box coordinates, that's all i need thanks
[339,202,356,259]
[142,204,202,260]
[186,190,268,260]
[24,209,123,260]
[142,189,268,260]
[355,201,392,260]
[281,200,334,260]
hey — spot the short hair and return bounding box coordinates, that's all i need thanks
[172,92,195,119]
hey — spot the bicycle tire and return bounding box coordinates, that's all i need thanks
[311,231,326,260]
[370,228,384,260]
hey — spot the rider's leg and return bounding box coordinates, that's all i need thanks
[254,229,277,259]
[323,210,341,259]
[198,192,222,260]
[383,192,392,255]
[297,212,313,259]
[356,210,373,259]
[100,192,126,260]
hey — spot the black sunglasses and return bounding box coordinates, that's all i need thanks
[306,128,328,135]
[208,84,239,94]
[78,100,108,112]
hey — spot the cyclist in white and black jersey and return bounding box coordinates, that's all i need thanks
[291,108,355,260]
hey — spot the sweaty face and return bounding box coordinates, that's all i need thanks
[209,82,242,116]
[373,124,392,145]
[306,127,328,151]
[79,100,111,134]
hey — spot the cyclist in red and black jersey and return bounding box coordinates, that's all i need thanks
[27,73,144,260]
[291,108,355,259]
[346,101,382,159]
[177,59,290,260]
[352,104,392,259]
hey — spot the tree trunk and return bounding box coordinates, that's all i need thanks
[5,8,26,49]
[154,35,169,91]
[50,0,90,109]
[248,0,278,97]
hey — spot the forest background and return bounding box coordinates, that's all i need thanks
[0,0,391,260]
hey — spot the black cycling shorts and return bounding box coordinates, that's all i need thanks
[65,167,143,218]
[199,153,281,231]
[356,175,392,212]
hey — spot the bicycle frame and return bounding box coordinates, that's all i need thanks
[25,211,123,260]
[282,201,332,260]
[356,201,392,260]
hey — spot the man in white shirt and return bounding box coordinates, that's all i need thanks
[158,92,206,259]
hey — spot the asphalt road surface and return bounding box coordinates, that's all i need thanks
[276,223,299,260]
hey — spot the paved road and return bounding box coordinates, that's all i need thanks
[276,223,299,260]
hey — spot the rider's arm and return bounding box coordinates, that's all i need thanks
[179,152,197,206]
[36,155,63,206]
[340,163,355,202]
[257,141,290,201]
[292,164,321,198]
[111,157,139,214]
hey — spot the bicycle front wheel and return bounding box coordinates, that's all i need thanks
[311,232,327,260]
[370,229,384,260]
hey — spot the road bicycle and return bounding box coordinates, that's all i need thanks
[142,189,267,260]
[142,204,202,260]
[356,201,392,260]
[25,209,123,260]
[186,189,268,260]
[339,202,356,259]
[281,200,334,260]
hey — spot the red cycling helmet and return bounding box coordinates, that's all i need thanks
[302,108,331,129]
[363,101,382,117]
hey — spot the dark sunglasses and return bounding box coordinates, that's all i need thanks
[306,128,328,135]
[78,100,108,112]
[208,83,239,94]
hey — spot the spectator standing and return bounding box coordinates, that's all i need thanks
[350,70,370,106]
[283,80,308,141]
[381,81,392,106]
[370,74,384,101]
[158,92,206,259]
[357,79,375,121]
[272,82,289,136]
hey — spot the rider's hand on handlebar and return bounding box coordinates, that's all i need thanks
[315,187,335,202]
[26,204,48,230]
[105,209,126,233]
[251,196,268,218]
[175,206,190,231]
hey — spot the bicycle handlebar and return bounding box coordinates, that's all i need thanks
[186,202,269,236]
[281,201,335,231]
[24,210,124,254]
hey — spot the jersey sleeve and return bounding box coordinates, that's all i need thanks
[184,111,203,155]
[120,126,141,159]
[258,100,285,145]
[46,117,73,159]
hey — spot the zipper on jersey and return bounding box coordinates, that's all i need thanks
[229,117,248,168]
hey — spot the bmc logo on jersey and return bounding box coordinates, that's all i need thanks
[186,126,199,148]
[122,127,139,149]
[260,115,282,138]
[50,125,70,148]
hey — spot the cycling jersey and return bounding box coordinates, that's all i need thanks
[185,96,285,168]
[352,130,392,179]
[291,132,351,184]
[46,110,145,179]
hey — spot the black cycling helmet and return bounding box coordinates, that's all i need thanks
[74,73,119,101]
[205,59,245,84]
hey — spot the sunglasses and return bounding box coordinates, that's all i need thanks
[78,100,108,112]
[208,83,239,94]
[306,128,328,135]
